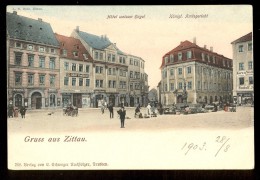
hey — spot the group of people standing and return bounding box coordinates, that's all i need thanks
[8,105,27,118]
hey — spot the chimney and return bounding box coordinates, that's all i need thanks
[13,11,17,15]
[38,18,42,22]
[193,37,196,44]
[76,26,79,33]
[204,45,207,49]
[210,46,213,52]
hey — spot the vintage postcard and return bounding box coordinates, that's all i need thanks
[7,5,253,170]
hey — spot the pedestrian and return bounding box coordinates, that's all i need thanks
[147,103,151,116]
[108,101,114,118]
[104,101,107,110]
[20,106,27,118]
[101,103,105,114]
[118,106,126,128]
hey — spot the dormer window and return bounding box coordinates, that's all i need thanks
[27,44,33,50]
[164,56,168,64]
[39,46,45,52]
[178,52,182,60]
[15,42,22,48]
[73,51,78,57]
[187,51,192,59]
[170,54,174,62]
[29,25,32,28]
[62,49,67,56]
[50,48,55,54]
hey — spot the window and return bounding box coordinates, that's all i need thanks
[239,63,244,70]
[238,45,243,52]
[207,55,210,62]
[119,57,123,63]
[187,51,192,59]
[73,51,78,57]
[79,64,83,72]
[28,54,34,67]
[15,52,22,65]
[170,69,174,76]
[62,49,67,56]
[130,58,133,65]
[249,77,253,84]
[64,77,69,86]
[223,60,226,67]
[178,82,182,89]
[130,83,133,90]
[112,68,116,75]
[100,52,103,60]
[64,62,69,70]
[120,69,127,77]
[248,43,252,51]
[39,56,45,68]
[170,54,174,62]
[178,68,182,75]
[50,75,55,86]
[239,77,244,85]
[39,46,45,52]
[96,80,103,88]
[178,52,182,60]
[72,78,76,86]
[108,54,111,61]
[130,71,133,78]
[170,83,174,91]
[163,69,167,78]
[108,68,112,75]
[27,44,33,50]
[49,58,55,69]
[135,83,140,90]
[248,61,253,70]
[28,74,34,85]
[15,42,22,48]
[85,65,89,73]
[188,81,192,89]
[39,75,45,85]
[72,63,77,71]
[85,79,90,87]
[112,55,116,62]
[95,66,103,74]
[164,57,168,64]
[119,81,126,89]
[201,53,205,61]
[109,80,116,88]
[213,56,216,64]
[15,73,22,86]
[94,52,99,59]
[79,78,83,86]
[187,66,191,74]
[50,48,55,54]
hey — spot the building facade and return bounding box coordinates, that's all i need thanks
[231,32,253,105]
[7,11,61,109]
[55,33,94,108]
[160,39,233,105]
[71,27,149,107]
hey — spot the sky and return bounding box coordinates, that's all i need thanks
[6,5,253,89]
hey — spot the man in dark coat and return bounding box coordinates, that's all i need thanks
[20,106,27,118]
[118,106,126,128]
[108,102,114,118]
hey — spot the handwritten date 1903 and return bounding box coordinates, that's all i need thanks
[181,142,207,155]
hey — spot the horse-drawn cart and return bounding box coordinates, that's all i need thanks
[63,106,78,116]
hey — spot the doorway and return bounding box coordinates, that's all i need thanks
[31,92,42,109]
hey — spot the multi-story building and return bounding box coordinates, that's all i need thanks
[160,39,233,105]
[71,27,149,107]
[7,11,60,109]
[55,33,94,108]
[231,32,253,105]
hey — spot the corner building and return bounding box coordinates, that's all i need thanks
[160,39,233,105]
[7,11,60,109]
[71,27,149,107]
[231,32,253,105]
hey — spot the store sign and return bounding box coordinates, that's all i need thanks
[239,85,253,89]
[66,73,89,78]
[237,71,246,75]
[13,88,24,92]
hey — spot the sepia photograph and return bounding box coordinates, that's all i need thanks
[6,5,254,170]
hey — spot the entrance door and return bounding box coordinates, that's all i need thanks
[177,95,183,103]
[36,98,42,109]
[31,92,42,109]
[130,96,134,107]
[109,95,115,106]
[15,94,22,107]
[73,94,82,108]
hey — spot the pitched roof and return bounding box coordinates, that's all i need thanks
[231,32,252,44]
[6,11,59,47]
[55,33,93,62]
[77,31,112,50]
